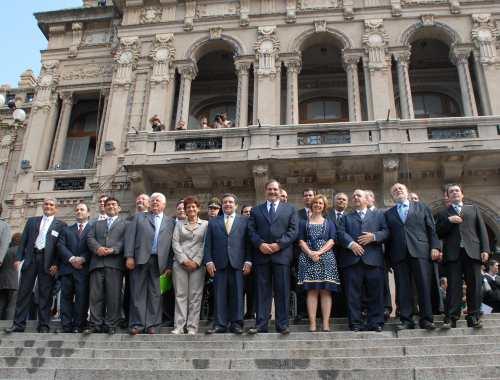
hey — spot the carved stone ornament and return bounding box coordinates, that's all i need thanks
[196,1,239,18]
[314,20,327,33]
[209,26,223,40]
[141,7,162,24]
[449,0,460,14]
[149,34,175,84]
[363,19,389,70]
[298,0,341,10]
[113,37,140,86]
[286,0,297,23]
[240,0,250,26]
[420,14,435,27]
[254,26,280,77]
[343,0,353,20]
[383,158,399,170]
[69,22,84,58]
[61,64,114,82]
[391,0,402,17]
[472,14,498,65]
[33,60,59,110]
[184,1,196,31]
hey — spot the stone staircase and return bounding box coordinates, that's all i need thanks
[0,315,499,379]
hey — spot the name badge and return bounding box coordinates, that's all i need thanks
[51,230,59,238]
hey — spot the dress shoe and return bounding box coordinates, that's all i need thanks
[395,322,415,331]
[170,327,184,335]
[107,327,116,335]
[72,328,82,334]
[187,329,196,335]
[38,326,50,333]
[83,327,101,335]
[247,327,259,335]
[278,328,290,336]
[351,326,362,332]
[230,325,243,335]
[4,326,24,333]
[147,327,157,335]
[244,313,255,320]
[420,321,436,330]
[206,326,227,334]
[467,317,483,329]
[369,325,383,332]
[441,317,457,329]
[129,326,142,336]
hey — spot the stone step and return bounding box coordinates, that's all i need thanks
[0,353,499,370]
[0,342,497,360]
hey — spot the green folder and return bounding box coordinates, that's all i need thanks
[160,274,172,294]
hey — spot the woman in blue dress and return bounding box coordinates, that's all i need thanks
[297,194,340,332]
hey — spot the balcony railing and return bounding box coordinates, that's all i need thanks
[124,116,500,166]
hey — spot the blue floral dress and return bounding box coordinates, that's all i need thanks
[298,221,340,292]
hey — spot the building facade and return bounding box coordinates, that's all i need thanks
[0,0,499,251]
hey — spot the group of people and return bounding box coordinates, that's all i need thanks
[0,179,492,336]
[149,113,232,132]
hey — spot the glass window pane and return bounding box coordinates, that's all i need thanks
[423,94,443,117]
[306,101,325,121]
[323,100,342,120]
[414,95,426,117]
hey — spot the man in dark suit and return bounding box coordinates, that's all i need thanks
[337,190,389,332]
[435,183,489,328]
[57,202,92,333]
[85,197,127,334]
[385,183,441,330]
[327,192,349,226]
[5,198,66,333]
[248,179,298,335]
[125,192,175,335]
[204,193,252,334]
[0,211,15,320]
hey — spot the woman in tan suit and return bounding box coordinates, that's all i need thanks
[171,196,208,335]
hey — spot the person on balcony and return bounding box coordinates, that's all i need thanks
[199,116,211,129]
[171,196,208,335]
[212,115,225,129]
[149,115,165,132]
[175,120,187,130]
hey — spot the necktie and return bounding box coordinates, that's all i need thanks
[107,217,113,230]
[78,223,84,237]
[336,213,342,222]
[398,203,408,222]
[454,204,462,215]
[225,215,233,234]
[35,217,48,249]
[358,210,365,220]
[268,203,276,220]
[152,215,160,254]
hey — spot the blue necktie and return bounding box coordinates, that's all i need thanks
[398,203,408,222]
[106,217,113,230]
[152,215,160,255]
[268,203,276,220]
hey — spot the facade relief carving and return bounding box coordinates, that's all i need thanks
[254,26,280,78]
[314,20,327,33]
[140,7,162,24]
[82,30,110,46]
[33,60,59,111]
[209,26,223,40]
[363,19,389,70]
[420,14,435,27]
[472,14,498,65]
[184,1,196,31]
[196,1,239,18]
[286,0,297,23]
[402,0,446,4]
[61,64,113,82]
[69,22,83,58]
[239,0,250,26]
[149,34,175,84]
[298,0,341,10]
[113,37,140,87]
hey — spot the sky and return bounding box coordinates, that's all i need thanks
[0,0,83,87]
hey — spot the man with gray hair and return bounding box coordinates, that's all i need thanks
[125,192,175,335]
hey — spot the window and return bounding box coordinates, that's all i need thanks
[299,98,348,124]
[26,93,34,103]
[413,93,460,118]
[5,94,15,105]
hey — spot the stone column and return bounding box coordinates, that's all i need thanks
[471,13,500,115]
[254,26,281,125]
[235,59,252,128]
[50,92,73,168]
[175,63,197,127]
[146,34,176,130]
[342,51,362,122]
[393,49,414,119]
[362,19,396,120]
[284,57,301,125]
[252,163,269,204]
[451,47,478,117]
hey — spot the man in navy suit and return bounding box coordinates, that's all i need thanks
[385,183,441,330]
[204,193,252,334]
[247,180,298,335]
[337,190,389,332]
[5,198,66,333]
[57,203,92,333]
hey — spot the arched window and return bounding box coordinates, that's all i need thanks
[413,93,460,119]
[192,102,237,129]
[299,97,348,124]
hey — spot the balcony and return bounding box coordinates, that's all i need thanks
[123,116,500,167]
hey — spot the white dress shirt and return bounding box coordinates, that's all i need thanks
[35,215,54,250]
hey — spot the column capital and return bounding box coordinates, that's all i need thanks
[392,48,411,64]
[450,45,472,66]
[284,58,302,74]
[342,51,362,69]
[234,58,253,74]
[60,91,73,103]
[177,62,198,80]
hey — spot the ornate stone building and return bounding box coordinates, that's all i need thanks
[0,0,499,251]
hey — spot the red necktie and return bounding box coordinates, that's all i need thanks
[78,224,84,237]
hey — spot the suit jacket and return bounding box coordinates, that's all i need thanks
[0,219,11,265]
[57,223,92,275]
[0,245,18,290]
[435,204,490,262]
[297,208,309,222]
[337,209,389,269]
[87,217,127,272]
[248,202,298,265]
[16,216,66,273]
[384,201,440,265]
[203,215,251,270]
[124,212,175,273]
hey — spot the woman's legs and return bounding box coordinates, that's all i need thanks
[306,289,319,331]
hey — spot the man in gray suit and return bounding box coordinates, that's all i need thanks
[85,197,127,335]
[0,207,13,319]
[125,192,175,335]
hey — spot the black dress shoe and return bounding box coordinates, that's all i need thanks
[371,326,383,332]
[278,328,290,336]
[420,321,436,330]
[83,327,101,335]
[4,326,24,333]
[441,317,457,329]
[38,326,50,333]
[351,326,362,332]
[72,328,82,334]
[395,322,415,331]
[206,326,227,334]
[147,327,157,335]
[129,327,142,336]
[107,327,116,335]
[467,318,483,329]
[230,326,243,335]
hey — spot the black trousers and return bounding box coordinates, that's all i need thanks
[243,273,255,318]
[60,271,89,331]
[0,289,17,320]
[13,254,55,330]
[129,256,162,329]
[393,255,433,325]
[445,249,482,320]
[89,267,123,328]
